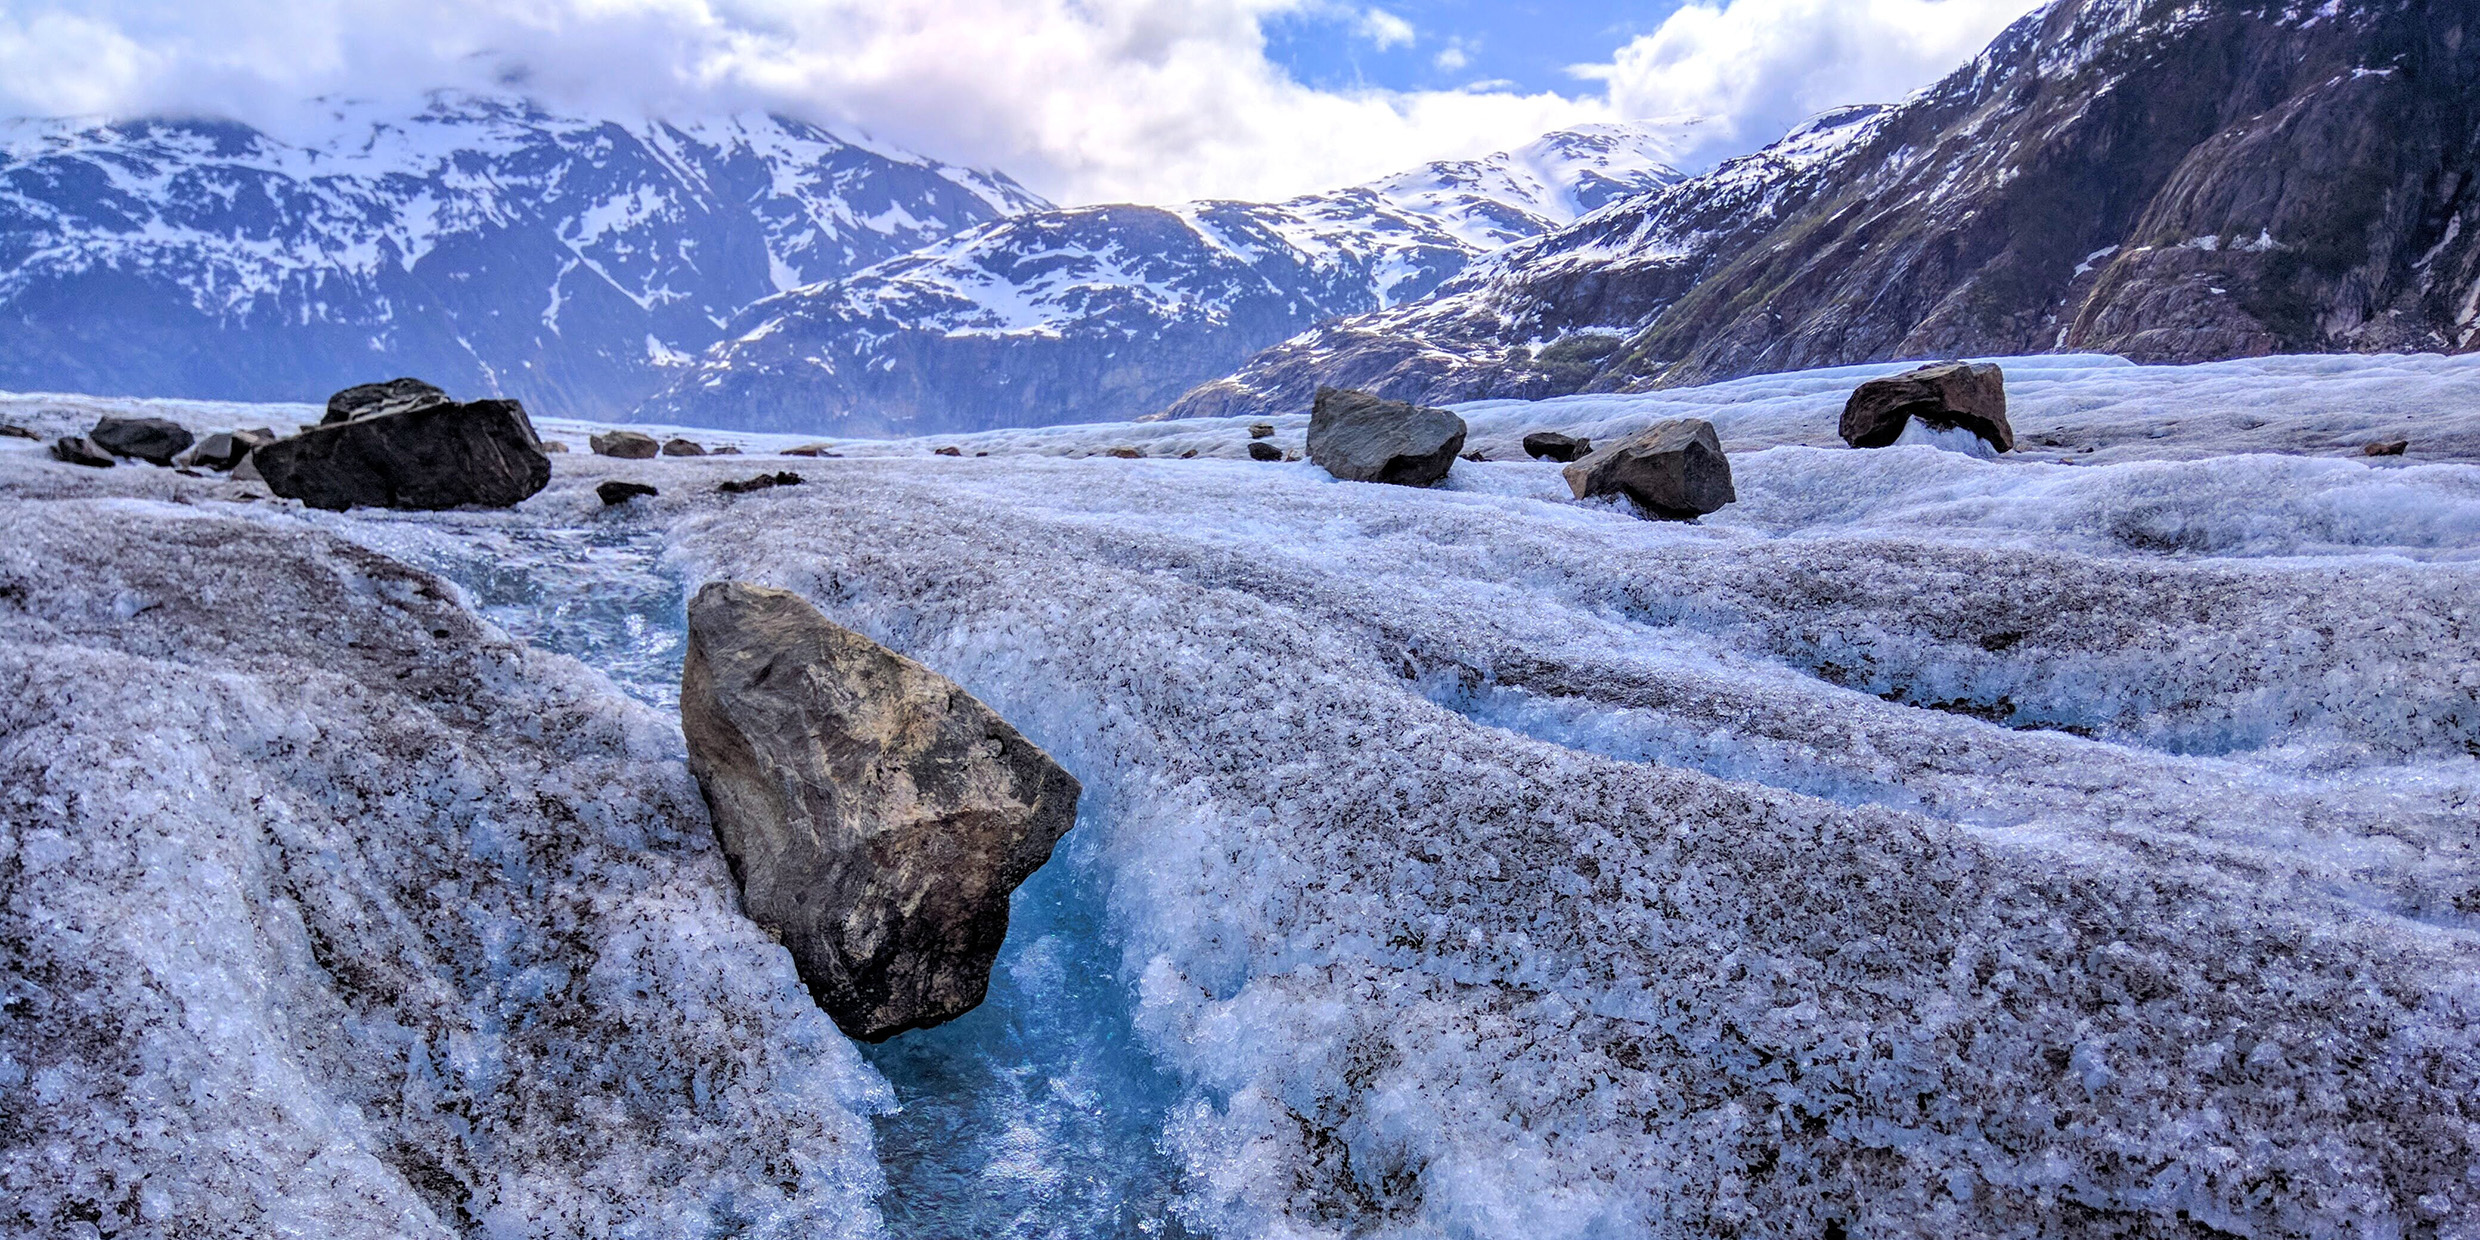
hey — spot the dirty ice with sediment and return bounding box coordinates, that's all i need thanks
[3,351,2478,1238]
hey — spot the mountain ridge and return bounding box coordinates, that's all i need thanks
[1170,0,2480,420]
[630,124,1690,434]
[0,92,1042,417]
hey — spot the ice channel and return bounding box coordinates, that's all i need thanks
[307,503,1193,1239]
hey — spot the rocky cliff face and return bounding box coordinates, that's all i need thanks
[633,126,1685,435]
[0,94,1039,417]
[1173,0,2480,419]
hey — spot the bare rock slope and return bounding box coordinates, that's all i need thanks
[1175,0,2480,418]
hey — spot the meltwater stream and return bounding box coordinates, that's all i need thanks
[320,508,1194,1238]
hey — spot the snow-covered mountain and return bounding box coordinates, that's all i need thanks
[1172,0,2480,419]
[633,125,1686,435]
[0,94,1041,417]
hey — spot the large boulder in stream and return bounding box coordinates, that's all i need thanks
[680,581,1081,1042]
[1840,361,2013,452]
[1307,386,1466,486]
[1564,418,1737,520]
[253,399,551,511]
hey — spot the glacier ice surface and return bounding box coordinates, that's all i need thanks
[3,350,2478,1238]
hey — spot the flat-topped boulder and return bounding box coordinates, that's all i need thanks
[253,399,551,511]
[1563,418,1736,520]
[1523,431,1591,462]
[51,436,115,468]
[90,417,194,465]
[323,377,450,425]
[681,582,1080,1042]
[1307,386,1466,487]
[1841,362,2012,452]
[591,430,661,459]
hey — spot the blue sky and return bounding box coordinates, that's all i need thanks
[0,0,2048,204]
[1264,1,1688,96]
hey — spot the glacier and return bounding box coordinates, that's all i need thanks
[3,352,2477,1238]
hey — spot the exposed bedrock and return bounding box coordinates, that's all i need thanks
[1307,385,1467,486]
[1563,417,1737,519]
[253,399,551,511]
[1842,362,2014,451]
[680,581,1081,1042]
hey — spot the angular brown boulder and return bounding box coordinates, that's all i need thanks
[323,378,450,425]
[591,430,661,459]
[1563,418,1736,520]
[1840,362,2012,452]
[662,438,706,457]
[681,582,1080,1042]
[1307,386,1466,487]
[253,399,551,511]
[1247,440,1283,462]
[89,417,194,465]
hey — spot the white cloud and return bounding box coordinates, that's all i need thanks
[0,0,2048,205]
[1355,8,1415,50]
[1433,39,1472,73]
[1572,0,2047,166]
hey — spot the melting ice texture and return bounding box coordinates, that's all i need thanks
[4,351,2480,1239]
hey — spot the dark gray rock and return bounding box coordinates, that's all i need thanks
[182,429,277,471]
[2363,440,2409,457]
[1247,423,1275,439]
[253,399,551,511]
[597,480,658,505]
[323,378,449,425]
[1523,431,1591,462]
[1563,418,1736,520]
[680,581,1080,1041]
[1,424,36,440]
[933,446,963,457]
[717,472,803,494]
[1841,362,2012,451]
[51,437,115,468]
[89,417,194,465]
[1248,441,1283,461]
[1307,386,1466,486]
[662,438,706,457]
[591,430,661,459]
